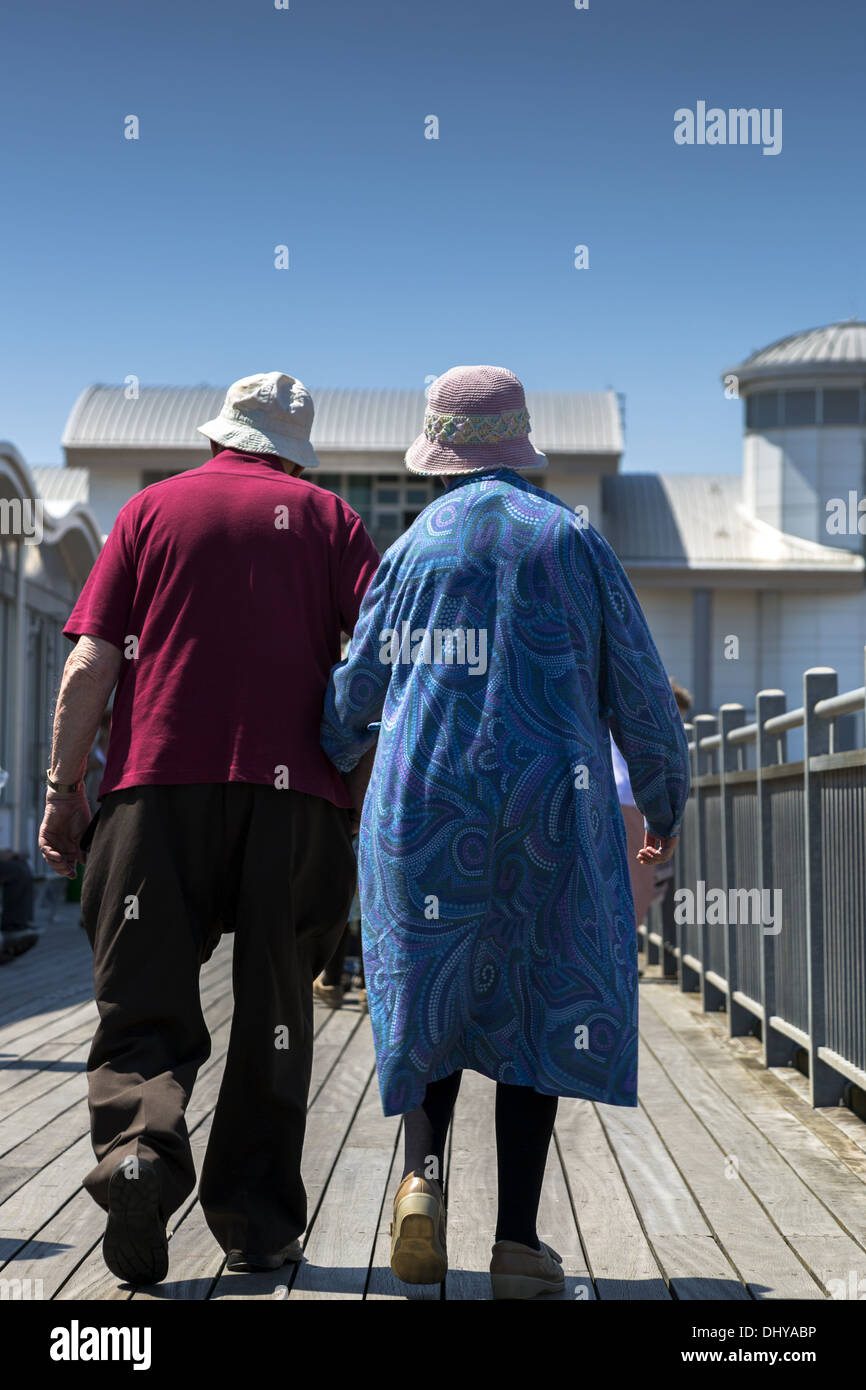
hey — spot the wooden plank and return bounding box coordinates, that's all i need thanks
[444,1070,498,1301]
[209,1019,377,1301]
[556,1097,670,1300]
[0,1009,234,1247]
[0,1000,97,1055]
[290,1071,400,1301]
[0,990,236,1212]
[0,1067,88,1156]
[0,963,236,1154]
[5,1187,111,1301]
[639,989,865,1284]
[636,1039,822,1299]
[597,1100,749,1299]
[648,993,866,1221]
[0,1028,93,1104]
[308,1007,361,1103]
[535,1143,596,1301]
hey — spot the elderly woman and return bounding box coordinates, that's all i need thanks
[321,366,690,1299]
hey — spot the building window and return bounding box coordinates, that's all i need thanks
[347,479,371,511]
[746,392,780,429]
[821,388,860,425]
[781,390,817,426]
[308,473,437,549]
[754,392,780,429]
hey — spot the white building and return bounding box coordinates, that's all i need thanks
[50,320,866,743]
[0,444,101,861]
[60,385,623,549]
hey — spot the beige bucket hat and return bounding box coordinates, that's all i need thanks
[197,372,320,470]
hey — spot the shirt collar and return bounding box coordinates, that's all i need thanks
[444,468,533,494]
[200,448,289,476]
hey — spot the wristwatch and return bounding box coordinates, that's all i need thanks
[45,769,84,793]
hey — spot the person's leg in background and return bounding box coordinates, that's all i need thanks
[200,786,355,1269]
[0,855,39,962]
[313,923,349,1008]
[489,1081,565,1299]
[81,786,219,1283]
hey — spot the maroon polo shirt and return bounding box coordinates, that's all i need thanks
[64,450,380,807]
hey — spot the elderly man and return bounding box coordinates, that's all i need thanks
[39,373,378,1285]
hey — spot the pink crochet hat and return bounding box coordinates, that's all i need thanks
[405,365,547,475]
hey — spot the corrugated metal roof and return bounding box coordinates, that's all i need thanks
[62,385,623,455]
[30,466,90,503]
[603,474,864,570]
[727,320,866,382]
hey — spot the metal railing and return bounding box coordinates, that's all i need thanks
[640,654,866,1108]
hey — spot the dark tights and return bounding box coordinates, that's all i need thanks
[401,1071,558,1250]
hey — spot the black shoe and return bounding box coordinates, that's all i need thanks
[102,1157,169,1285]
[225,1239,303,1272]
[0,930,39,965]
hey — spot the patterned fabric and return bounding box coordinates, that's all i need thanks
[423,407,530,445]
[321,470,690,1117]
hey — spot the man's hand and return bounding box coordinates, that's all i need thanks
[636,829,679,866]
[344,746,376,835]
[38,790,92,879]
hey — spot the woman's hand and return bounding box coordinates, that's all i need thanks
[636,829,679,866]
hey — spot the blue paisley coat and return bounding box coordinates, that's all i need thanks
[321,469,690,1116]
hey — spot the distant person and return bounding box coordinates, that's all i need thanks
[609,732,657,932]
[322,366,690,1299]
[314,638,366,1012]
[670,681,692,720]
[39,372,379,1286]
[0,848,38,964]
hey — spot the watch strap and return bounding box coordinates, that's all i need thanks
[46,769,84,793]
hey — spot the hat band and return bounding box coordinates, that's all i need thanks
[222,407,279,432]
[424,407,529,446]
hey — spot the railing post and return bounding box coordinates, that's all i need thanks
[755,690,790,1068]
[803,667,844,1106]
[719,703,749,1036]
[693,713,724,1010]
[670,721,695,984]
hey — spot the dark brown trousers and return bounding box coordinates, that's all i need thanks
[80,784,355,1256]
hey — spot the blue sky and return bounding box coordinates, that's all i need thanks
[1,0,863,471]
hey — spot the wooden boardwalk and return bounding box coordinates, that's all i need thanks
[2,904,866,1302]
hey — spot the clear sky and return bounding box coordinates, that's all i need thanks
[1,0,863,470]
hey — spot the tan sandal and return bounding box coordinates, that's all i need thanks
[389,1174,447,1284]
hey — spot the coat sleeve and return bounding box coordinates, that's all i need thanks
[320,552,394,774]
[587,528,691,839]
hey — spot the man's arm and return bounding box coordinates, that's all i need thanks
[38,636,122,878]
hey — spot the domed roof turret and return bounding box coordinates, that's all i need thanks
[725,320,866,385]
